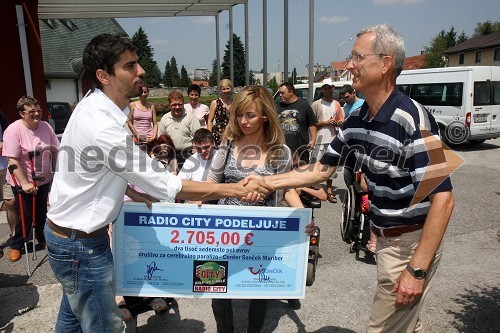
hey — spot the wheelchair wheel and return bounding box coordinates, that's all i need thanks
[341,185,356,243]
[306,262,316,286]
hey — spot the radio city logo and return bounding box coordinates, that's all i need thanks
[196,262,226,285]
[249,264,283,282]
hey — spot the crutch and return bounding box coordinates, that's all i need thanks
[28,151,45,260]
[8,164,31,277]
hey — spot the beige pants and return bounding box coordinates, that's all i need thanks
[367,229,443,333]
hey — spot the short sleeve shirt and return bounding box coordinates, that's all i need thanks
[320,89,452,228]
[3,119,59,186]
[276,99,317,153]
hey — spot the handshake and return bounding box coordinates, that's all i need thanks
[238,175,273,202]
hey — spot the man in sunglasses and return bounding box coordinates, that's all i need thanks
[339,84,364,118]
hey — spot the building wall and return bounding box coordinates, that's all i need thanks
[46,79,79,105]
[0,0,47,123]
[447,47,500,67]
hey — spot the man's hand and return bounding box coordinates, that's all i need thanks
[239,179,272,202]
[307,141,315,150]
[126,186,159,209]
[392,268,424,306]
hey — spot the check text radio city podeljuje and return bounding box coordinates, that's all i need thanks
[137,216,288,230]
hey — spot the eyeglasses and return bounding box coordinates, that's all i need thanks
[22,108,43,115]
[169,103,183,108]
[347,52,388,64]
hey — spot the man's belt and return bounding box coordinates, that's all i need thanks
[371,223,424,238]
[47,219,108,239]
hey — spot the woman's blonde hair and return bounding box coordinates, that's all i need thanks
[219,78,233,89]
[223,85,285,165]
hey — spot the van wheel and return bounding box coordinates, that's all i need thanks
[467,139,485,145]
[439,125,452,146]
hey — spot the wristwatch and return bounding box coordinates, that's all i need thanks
[406,264,427,280]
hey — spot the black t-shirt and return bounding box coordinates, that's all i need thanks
[276,99,317,154]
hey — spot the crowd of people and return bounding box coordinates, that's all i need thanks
[1,23,455,333]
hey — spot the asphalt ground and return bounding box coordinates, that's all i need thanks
[1,139,499,333]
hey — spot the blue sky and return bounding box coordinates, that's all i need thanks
[117,0,500,76]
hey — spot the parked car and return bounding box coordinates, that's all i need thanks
[47,101,73,134]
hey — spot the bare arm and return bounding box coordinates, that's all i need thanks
[246,162,336,191]
[127,102,138,139]
[8,157,35,193]
[297,186,327,201]
[207,100,217,132]
[125,185,158,209]
[177,178,269,202]
[308,125,317,149]
[392,191,455,305]
[150,104,158,142]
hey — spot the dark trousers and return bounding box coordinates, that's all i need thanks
[211,298,268,333]
[11,182,51,249]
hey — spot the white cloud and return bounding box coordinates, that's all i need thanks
[318,16,349,24]
[192,16,215,24]
[374,0,426,5]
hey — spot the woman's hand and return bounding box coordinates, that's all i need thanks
[21,182,36,194]
[304,219,316,235]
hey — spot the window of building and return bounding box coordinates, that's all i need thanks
[475,51,482,63]
[494,48,500,61]
[61,19,78,31]
[459,53,464,65]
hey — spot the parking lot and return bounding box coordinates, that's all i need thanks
[1,139,499,332]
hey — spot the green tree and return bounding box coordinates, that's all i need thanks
[170,56,180,87]
[473,20,500,37]
[209,59,220,86]
[423,26,468,68]
[163,61,172,87]
[268,77,278,93]
[222,34,246,87]
[179,65,191,87]
[131,27,160,87]
[249,70,256,85]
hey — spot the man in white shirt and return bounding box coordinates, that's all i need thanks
[158,91,200,168]
[178,128,216,183]
[311,84,344,203]
[45,33,269,333]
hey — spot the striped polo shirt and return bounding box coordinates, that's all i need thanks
[320,88,453,228]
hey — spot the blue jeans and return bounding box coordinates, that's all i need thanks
[44,222,124,333]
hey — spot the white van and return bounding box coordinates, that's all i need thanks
[396,66,500,145]
[273,81,353,105]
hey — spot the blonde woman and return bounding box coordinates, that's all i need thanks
[206,85,312,332]
[207,79,233,146]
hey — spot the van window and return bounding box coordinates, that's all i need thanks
[404,82,463,107]
[492,82,500,105]
[474,81,490,106]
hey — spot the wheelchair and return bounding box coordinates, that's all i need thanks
[340,172,373,259]
[299,194,321,286]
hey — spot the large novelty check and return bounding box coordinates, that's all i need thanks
[113,202,311,299]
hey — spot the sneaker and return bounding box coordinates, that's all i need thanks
[8,249,21,262]
[287,299,301,310]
